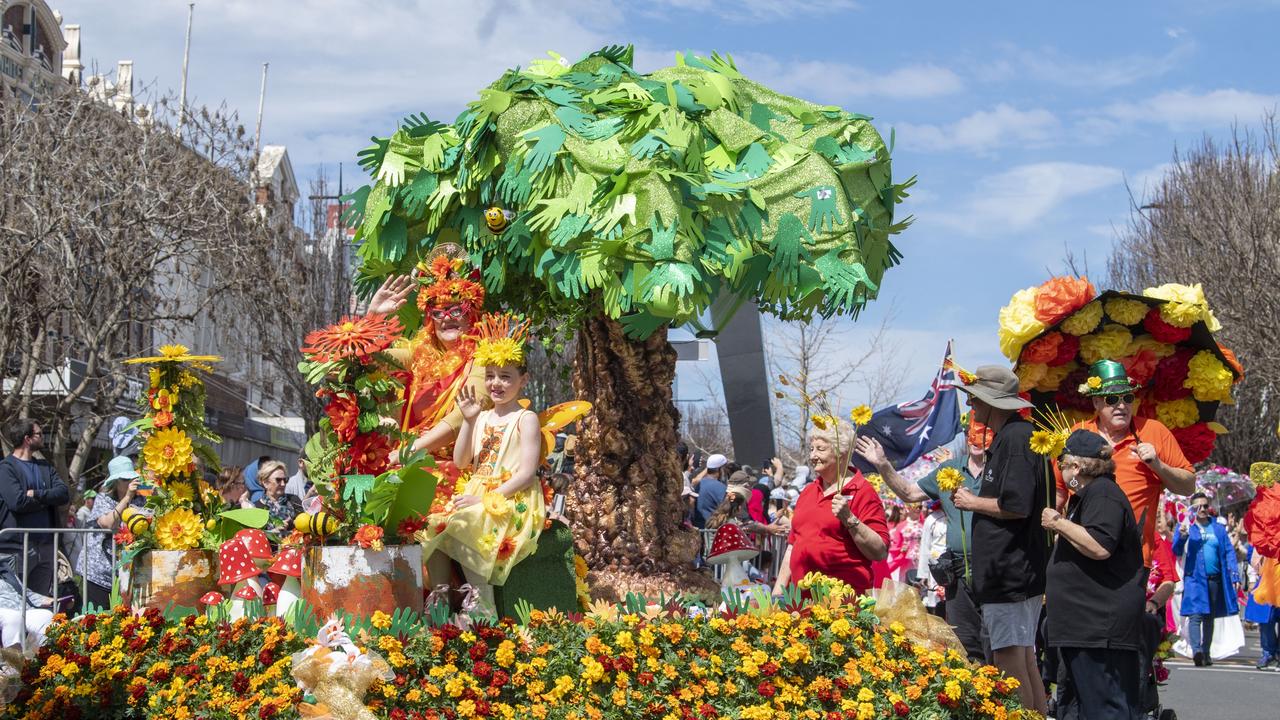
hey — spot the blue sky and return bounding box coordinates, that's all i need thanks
[62,0,1280,407]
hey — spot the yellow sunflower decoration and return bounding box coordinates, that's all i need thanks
[153,507,204,550]
[143,427,194,478]
[124,344,222,366]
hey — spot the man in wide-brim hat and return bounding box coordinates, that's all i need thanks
[950,365,1049,717]
[1055,359,1195,567]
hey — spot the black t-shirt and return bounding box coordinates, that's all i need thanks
[971,418,1048,604]
[1046,475,1146,650]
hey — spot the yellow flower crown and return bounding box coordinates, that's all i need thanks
[470,313,532,368]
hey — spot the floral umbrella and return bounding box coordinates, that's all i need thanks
[1000,278,1243,464]
[1196,466,1256,509]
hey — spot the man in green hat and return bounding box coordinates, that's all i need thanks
[1055,359,1196,567]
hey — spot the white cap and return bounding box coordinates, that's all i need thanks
[706,453,728,470]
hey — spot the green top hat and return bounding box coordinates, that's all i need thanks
[1079,359,1138,396]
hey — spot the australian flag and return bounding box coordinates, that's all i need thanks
[852,342,962,473]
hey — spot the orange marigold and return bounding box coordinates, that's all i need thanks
[301,314,402,363]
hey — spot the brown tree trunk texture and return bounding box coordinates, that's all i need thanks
[565,316,718,602]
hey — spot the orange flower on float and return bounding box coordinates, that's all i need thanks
[153,410,174,429]
[1033,276,1097,325]
[301,314,402,363]
[1218,344,1244,382]
[496,536,517,561]
[1019,332,1064,365]
[353,524,384,552]
[337,432,393,476]
[323,392,360,443]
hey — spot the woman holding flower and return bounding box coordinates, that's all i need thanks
[418,314,544,611]
[772,419,888,597]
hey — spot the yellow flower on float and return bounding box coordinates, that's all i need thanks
[1156,398,1200,430]
[1185,350,1234,402]
[998,287,1047,361]
[483,492,512,518]
[143,428,193,478]
[1144,283,1221,331]
[849,405,873,426]
[1124,336,1176,359]
[1036,362,1078,392]
[1078,324,1133,365]
[1060,301,1103,336]
[1104,297,1150,326]
[1015,363,1048,390]
[153,508,203,550]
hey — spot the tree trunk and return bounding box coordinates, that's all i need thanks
[565,315,717,601]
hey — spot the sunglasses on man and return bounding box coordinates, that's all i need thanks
[1104,393,1136,406]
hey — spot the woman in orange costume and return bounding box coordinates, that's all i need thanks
[368,244,491,458]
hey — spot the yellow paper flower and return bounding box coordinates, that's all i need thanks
[1104,298,1150,326]
[142,428,194,478]
[1060,301,1103,336]
[935,467,964,494]
[1029,430,1066,457]
[1124,336,1176,359]
[1015,363,1048,390]
[483,491,511,518]
[1144,283,1221,331]
[865,473,884,493]
[849,405,873,426]
[167,480,196,503]
[998,287,1047,361]
[1185,350,1234,402]
[124,344,222,366]
[1036,362,1078,392]
[1087,376,1103,389]
[153,508,204,550]
[1078,324,1133,365]
[1156,398,1200,430]
[148,368,161,389]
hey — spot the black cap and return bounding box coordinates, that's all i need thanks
[1064,429,1108,459]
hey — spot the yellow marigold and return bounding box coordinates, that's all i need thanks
[849,405,873,426]
[998,287,1047,361]
[1185,350,1234,402]
[1078,324,1133,365]
[370,611,392,630]
[1060,301,1103,336]
[573,554,589,579]
[483,492,511,518]
[1104,297,1150,326]
[1144,282,1221,331]
[935,467,964,494]
[1156,398,1200,430]
[153,507,203,550]
[143,428,193,478]
[1015,362,1048,390]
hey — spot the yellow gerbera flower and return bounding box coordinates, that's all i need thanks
[935,467,965,494]
[167,480,196,503]
[153,508,204,550]
[483,491,511,518]
[123,344,222,366]
[142,428,194,478]
[1029,430,1066,457]
[849,405,873,426]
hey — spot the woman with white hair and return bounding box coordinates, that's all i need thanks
[771,419,889,596]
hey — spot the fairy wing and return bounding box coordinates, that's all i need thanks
[537,401,593,459]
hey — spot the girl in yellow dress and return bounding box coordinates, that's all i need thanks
[418,314,544,610]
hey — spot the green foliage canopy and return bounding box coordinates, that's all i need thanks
[346,46,913,339]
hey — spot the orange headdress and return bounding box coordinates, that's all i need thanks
[469,313,532,368]
[416,244,485,314]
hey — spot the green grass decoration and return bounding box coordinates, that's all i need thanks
[345,45,911,339]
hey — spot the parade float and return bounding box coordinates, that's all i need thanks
[999,277,1242,463]
[0,47,1025,720]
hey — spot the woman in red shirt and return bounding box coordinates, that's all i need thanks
[772,419,889,595]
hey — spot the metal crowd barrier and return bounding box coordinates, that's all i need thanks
[699,527,788,584]
[0,526,116,653]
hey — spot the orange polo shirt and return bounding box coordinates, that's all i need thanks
[1055,416,1193,565]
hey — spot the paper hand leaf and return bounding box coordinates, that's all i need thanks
[642,214,678,261]
[539,85,584,107]
[472,88,513,117]
[422,132,458,172]
[339,186,371,229]
[591,193,637,238]
[376,150,417,187]
[342,474,377,508]
[643,261,701,300]
[733,201,767,243]
[399,112,445,139]
[736,142,773,178]
[630,132,669,160]
[525,51,572,80]
[814,136,876,166]
[619,311,667,340]
[522,124,567,175]
[749,103,784,133]
[496,158,534,206]
[816,252,877,310]
[795,185,845,233]
[768,213,814,287]
[400,171,439,219]
[356,136,390,174]
[548,214,590,247]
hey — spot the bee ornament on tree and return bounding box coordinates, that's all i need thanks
[484,206,514,235]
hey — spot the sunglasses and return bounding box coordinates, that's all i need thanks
[1192,504,1210,511]
[1104,394,1136,406]
[429,306,468,321]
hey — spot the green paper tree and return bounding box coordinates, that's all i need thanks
[344,46,911,597]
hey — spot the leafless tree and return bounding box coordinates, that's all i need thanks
[0,83,290,482]
[1107,115,1280,469]
[765,311,908,468]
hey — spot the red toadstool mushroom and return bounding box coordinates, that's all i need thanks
[199,591,225,606]
[706,524,757,565]
[268,546,304,578]
[233,584,259,601]
[261,582,280,606]
[235,528,273,561]
[217,538,258,586]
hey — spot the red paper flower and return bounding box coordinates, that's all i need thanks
[1020,332,1064,365]
[1219,344,1245,380]
[1143,308,1192,343]
[396,513,427,541]
[1051,333,1080,366]
[1134,390,1157,420]
[1171,422,1215,464]
[1034,276,1096,325]
[496,536,517,561]
[324,392,360,442]
[338,432,393,476]
[1054,366,1094,411]
[1120,349,1159,387]
[1152,349,1194,402]
[301,314,402,363]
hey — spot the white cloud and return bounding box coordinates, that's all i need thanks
[942,162,1124,234]
[1009,42,1194,90]
[897,104,1059,154]
[1102,89,1280,130]
[1166,27,1188,40]
[734,53,964,104]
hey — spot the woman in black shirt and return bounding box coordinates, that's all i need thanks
[1041,429,1145,720]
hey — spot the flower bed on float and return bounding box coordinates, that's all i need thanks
[2,577,1027,720]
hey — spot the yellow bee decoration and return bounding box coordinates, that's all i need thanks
[295,511,339,537]
[121,507,151,536]
[484,206,513,234]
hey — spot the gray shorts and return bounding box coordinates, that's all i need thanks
[982,595,1042,650]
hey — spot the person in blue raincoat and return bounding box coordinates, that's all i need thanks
[1173,492,1242,666]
